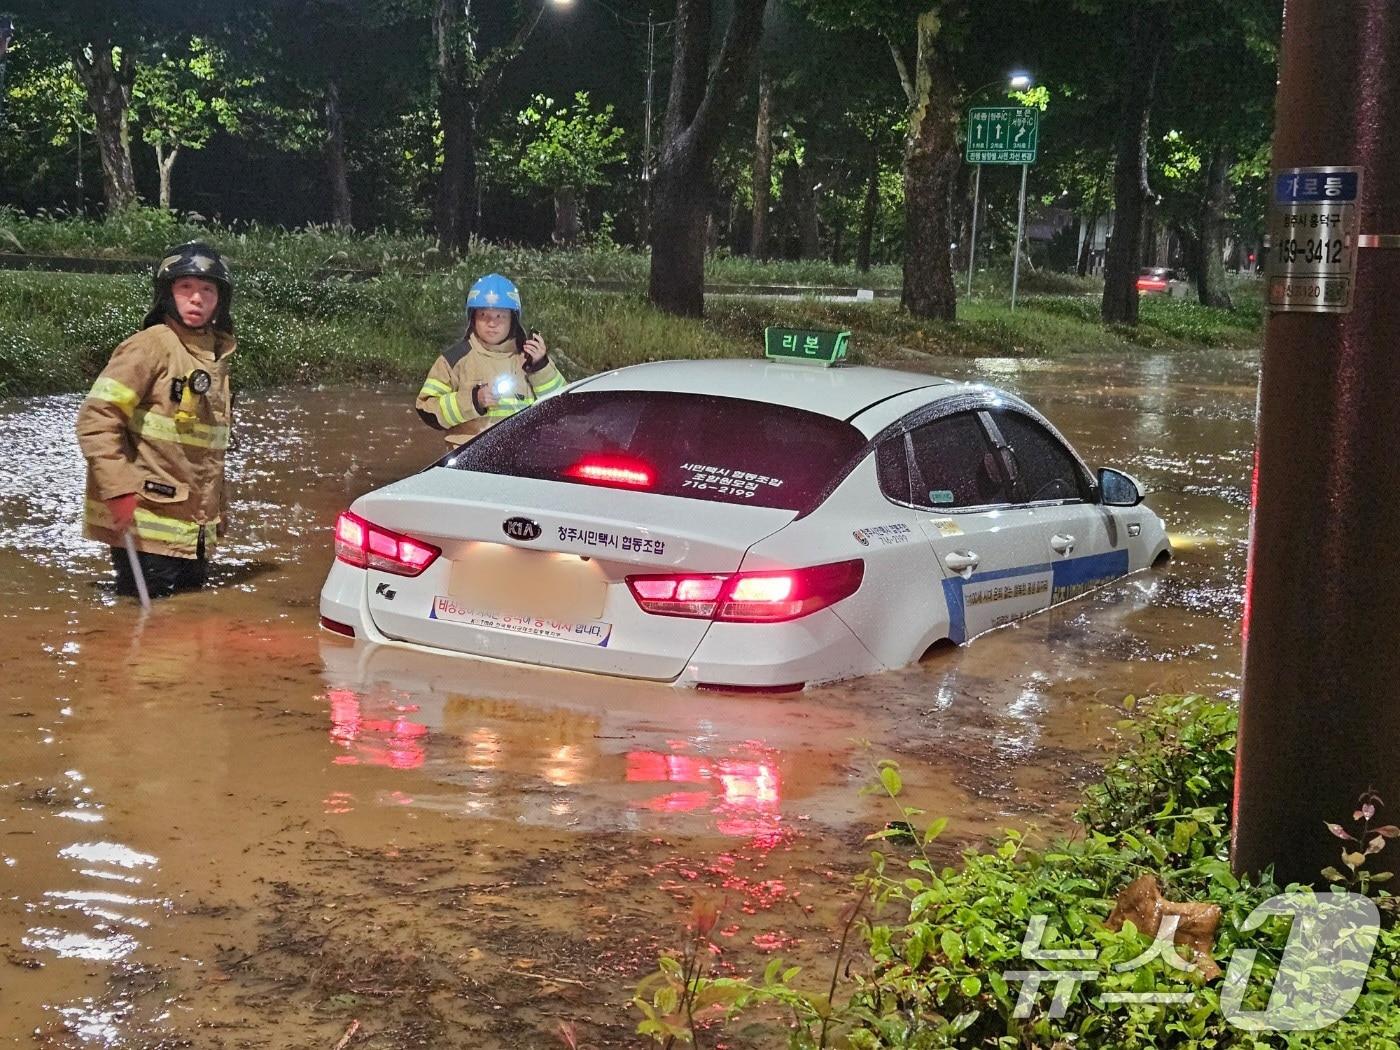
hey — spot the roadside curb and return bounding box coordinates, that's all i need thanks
[0,253,902,299]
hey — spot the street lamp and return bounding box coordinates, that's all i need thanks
[965,71,1035,299]
[0,16,15,129]
[547,0,670,184]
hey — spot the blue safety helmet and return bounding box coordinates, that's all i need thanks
[466,273,522,315]
[465,273,526,350]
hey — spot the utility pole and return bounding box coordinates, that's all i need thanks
[1234,0,1400,884]
[0,16,14,129]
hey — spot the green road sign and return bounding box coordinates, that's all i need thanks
[966,107,1039,165]
[764,327,849,366]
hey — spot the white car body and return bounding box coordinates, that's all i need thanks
[320,359,1170,689]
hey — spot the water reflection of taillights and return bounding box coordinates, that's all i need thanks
[327,689,427,770]
[626,752,783,839]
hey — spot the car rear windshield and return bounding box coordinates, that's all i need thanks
[446,390,866,511]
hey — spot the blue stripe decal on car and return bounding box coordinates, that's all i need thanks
[941,577,968,644]
[940,549,1132,643]
[1049,548,1130,604]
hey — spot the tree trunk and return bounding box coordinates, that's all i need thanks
[434,0,476,254]
[857,139,880,272]
[1141,212,1159,268]
[750,66,773,259]
[651,158,711,316]
[649,0,769,317]
[798,163,820,259]
[1077,171,1106,277]
[1196,145,1234,308]
[155,144,179,211]
[553,186,581,245]
[324,79,354,228]
[898,11,960,321]
[72,43,137,213]
[436,84,476,252]
[1101,5,1169,324]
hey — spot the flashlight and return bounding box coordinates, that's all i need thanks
[493,376,516,397]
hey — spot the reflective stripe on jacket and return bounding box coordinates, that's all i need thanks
[415,333,566,446]
[76,320,236,559]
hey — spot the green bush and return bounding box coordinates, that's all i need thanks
[635,696,1400,1049]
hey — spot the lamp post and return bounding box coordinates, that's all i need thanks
[548,0,670,185]
[965,71,1034,299]
[0,16,15,129]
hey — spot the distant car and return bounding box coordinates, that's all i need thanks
[1137,267,1174,294]
[320,360,1171,690]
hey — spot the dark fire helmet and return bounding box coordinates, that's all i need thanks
[143,241,235,333]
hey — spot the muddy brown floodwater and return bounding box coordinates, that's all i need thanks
[0,349,1256,1048]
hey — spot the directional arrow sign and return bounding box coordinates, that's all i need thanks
[966,107,1040,165]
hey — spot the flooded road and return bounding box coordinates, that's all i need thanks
[0,351,1255,1048]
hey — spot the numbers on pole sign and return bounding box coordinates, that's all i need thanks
[1274,238,1346,266]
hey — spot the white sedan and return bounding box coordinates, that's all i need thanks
[320,359,1170,690]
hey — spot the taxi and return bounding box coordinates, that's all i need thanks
[320,331,1170,690]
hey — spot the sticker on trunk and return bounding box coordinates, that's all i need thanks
[429,596,613,646]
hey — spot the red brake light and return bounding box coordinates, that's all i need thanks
[564,456,654,489]
[626,560,863,623]
[334,511,441,577]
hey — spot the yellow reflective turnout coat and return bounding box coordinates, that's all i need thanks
[77,320,236,559]
[415,333,566,446]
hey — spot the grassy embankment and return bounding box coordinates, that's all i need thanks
[0,209,1264,398]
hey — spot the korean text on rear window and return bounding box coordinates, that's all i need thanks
[446,390,866,512]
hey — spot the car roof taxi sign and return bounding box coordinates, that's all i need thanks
[764,327,850,366]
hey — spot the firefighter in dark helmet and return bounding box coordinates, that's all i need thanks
[76,242,237,598]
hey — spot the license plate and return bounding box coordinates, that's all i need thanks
[430,597,612,647]
[449,543,606,620]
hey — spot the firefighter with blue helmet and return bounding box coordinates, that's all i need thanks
[415,273,566,445]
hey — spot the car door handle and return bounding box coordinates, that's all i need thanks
[1050,534,1076,555]
[944,550,980,577]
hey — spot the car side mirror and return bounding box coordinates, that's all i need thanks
[1098,467,1144,507]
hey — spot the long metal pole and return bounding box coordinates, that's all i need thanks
[643,11,655,184]
[966,164,982,298]
[1233,0,1400,883]
[0,53,8,129]
[122,532,152,611]
[1010,162,1028,311]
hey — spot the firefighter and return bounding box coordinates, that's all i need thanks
[415,273,566,445]
[77,242,236,599]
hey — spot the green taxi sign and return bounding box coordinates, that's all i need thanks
[764,327,849,366]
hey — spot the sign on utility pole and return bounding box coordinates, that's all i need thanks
[1234,0,1400,886]
[964,107,1040,311]
[1265,166,1362,312]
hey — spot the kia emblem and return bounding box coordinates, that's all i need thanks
[503,517,542,541]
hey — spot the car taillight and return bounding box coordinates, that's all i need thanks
[334,511,440,577]
[627,559,863,623]
[628,574,728,617]
[564,455,654,489]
